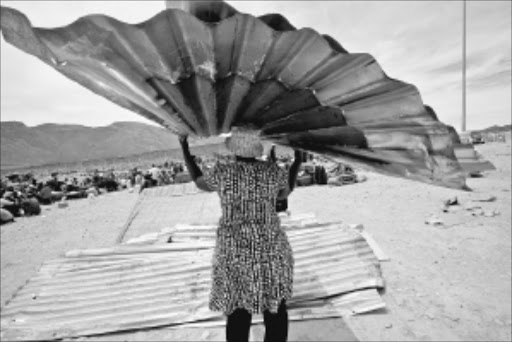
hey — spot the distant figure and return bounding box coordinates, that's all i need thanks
[148,164,161,182]
[46,173,62,192]
[129,168,137,188]
[268,145,303,214]
[134,172,144,186]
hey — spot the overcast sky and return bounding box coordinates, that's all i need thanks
[1,1,510,131]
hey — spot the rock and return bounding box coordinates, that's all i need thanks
[444,197,459,206]
[385,323,393,329]
[442,197,460,212]
[57,201,68,209]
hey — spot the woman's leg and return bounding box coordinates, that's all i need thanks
[226,308,252,342]
[263,300,288,342]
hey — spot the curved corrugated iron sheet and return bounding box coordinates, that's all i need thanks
[0,3,467,189]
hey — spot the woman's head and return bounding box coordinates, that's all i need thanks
[224,127,263,159]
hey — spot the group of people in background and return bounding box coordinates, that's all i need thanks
[0,160,191,225]
[1,152,362,226]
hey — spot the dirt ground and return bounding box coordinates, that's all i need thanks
[1,141,511,341]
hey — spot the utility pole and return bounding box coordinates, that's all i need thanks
[462,0,467,132]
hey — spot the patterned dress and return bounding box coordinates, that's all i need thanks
[203,159,294,315]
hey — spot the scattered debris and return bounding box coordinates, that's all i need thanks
[443,205,462,213]
[425,216,444,227]
[444,196,459,206]
[463,203,482,211]
[444,315,460,322]
[440,196,500,219]
[483,209,500,217]
[349,224,390,261]
[57,198,69,209]
[471,195,497,202]
[442,197,459,212]
[462,205,500,217]
[424,310,436,320]
[356,174,368,183]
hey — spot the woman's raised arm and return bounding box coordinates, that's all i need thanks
[179,136,214,192]
[277,149,304,199]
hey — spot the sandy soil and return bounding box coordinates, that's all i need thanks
[1,141,511,341]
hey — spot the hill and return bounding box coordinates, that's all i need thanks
[0,121,221,171]
[473,124,511,134]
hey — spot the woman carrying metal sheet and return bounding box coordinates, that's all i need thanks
[180,128,303,342]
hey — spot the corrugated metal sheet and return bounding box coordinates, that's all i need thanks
[140,183,201,198]
[437,108,496,175]
[0,222,385,341]
[454,144,496,174]
[0,4,467,189]
[123,212,320,246]
[116,185,219,244]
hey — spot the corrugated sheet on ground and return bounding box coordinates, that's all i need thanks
[0,218,385,341]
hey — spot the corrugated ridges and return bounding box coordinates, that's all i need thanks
[0,223,385,341]
[0,5,468,189]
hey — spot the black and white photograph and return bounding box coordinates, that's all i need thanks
[0,1,511,341]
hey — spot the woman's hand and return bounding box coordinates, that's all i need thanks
[294,149,307,163]
[288,149,305,193]
[179,135,188,147]
[269,144,277,162]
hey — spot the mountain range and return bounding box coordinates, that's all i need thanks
[0,121,221,170]
[1,121,510,171]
